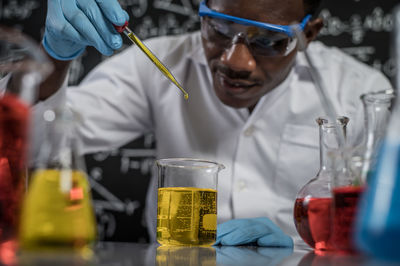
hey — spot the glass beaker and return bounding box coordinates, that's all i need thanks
[156,158,224,246]
[18,108,96,252]
[0,26,52,254]
[294,116,348,250]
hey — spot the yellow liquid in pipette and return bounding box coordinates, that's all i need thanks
[19,169,96,250]
[126,32,189,100]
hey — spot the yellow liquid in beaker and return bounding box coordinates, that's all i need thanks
[19,169,96,250]
[157,187,217,246]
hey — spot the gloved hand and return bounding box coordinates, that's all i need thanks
[214,217,294,247]
[43,0,129,60]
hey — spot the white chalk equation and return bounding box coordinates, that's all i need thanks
[319,7,393,45]
[340,46,397,78]
[132,0,200,39]
[0,0,40,20]
[85,134,155,240]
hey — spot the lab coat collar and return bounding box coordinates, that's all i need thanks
[186,31,208,66]
[242,67,295,124]
[296,42,327,69]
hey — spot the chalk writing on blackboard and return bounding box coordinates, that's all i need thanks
[319,7,393,44]
[0,0,40,20]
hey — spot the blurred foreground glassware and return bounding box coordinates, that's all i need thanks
[19,108,96,252]
[156,158,224,246]
[354,5,400,261]
[0,26,51,262]
[294,117,348,251]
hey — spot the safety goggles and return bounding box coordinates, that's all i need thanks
[198,1,311,57]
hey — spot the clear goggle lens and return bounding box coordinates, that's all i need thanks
[201,17,298,57]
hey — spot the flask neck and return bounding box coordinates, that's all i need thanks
[37,108,85,172]
[317,117,348,173]
[361,92,394,153]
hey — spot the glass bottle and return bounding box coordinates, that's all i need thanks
[18,108,96,252]
[0,26,51,261]
[294,116,348,250]
[354,5,400,261]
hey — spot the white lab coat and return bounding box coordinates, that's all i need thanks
[28,31,392,243]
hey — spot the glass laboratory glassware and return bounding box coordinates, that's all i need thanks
[294,116,348,251]
[156,158,224,246]
[348,90,394,185]
[19,108,96,252]
[330,146,365,252]
[325,90,393,253]
[354,5,400,261]
[0,26,51,256]
[354,103,400,261]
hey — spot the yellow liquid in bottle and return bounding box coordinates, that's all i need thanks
[19,169,96,250]
[157,187,217,246]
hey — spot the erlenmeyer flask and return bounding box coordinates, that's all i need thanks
[294,117,348,250]
[0,26,51,254]
[19,108,96,251]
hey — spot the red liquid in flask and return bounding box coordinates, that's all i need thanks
[0,93,29,242]
[332,186,365,252]
[294,197,333,250]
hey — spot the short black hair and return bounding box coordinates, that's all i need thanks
[303,0,322,16]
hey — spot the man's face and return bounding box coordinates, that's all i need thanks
[201,0,306,110]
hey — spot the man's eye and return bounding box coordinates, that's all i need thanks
[253,37,289,50]
[252,37,274,48]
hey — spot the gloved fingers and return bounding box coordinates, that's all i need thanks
[216,219,242,238]
[216,221,268,246]
[257,232,294,247]
[95,0,129,26]
[215,219,246,245]
[61,1,113,55]
[76,0,123,50]
[46,2,87,46]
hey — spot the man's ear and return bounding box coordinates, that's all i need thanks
[300,18,323,50]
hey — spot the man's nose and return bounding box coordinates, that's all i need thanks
[220,34,256,72]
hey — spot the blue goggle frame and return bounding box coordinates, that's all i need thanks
[198,1,311,37]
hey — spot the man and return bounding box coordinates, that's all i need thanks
[18,0,392,246]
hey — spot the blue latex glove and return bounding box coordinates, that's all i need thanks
[215,217,294,247]
[43,0,129,60]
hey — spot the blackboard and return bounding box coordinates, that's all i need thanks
[1,0,399,243]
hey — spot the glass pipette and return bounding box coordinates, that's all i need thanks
[115,22,189,100]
